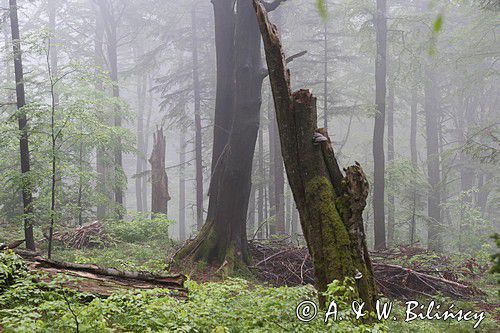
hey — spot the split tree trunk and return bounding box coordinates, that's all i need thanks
[255,1,377,310]
[9,0,36,251]
[149,127,171,217]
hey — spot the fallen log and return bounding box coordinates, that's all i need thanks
[16,253,187,298]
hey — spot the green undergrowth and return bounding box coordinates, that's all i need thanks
[1,250,499,332]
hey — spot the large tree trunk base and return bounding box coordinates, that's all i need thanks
[170,221,253,279]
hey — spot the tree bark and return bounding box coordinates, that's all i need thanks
[257,126,265,238]
[96,0,124,217]
[134,46,146,213]
[191,4,204,230]
[94,3,108,219]
[424,69,442,252]
[386,84,395,246]
[173,0,271,273]
[409,87,418,244]
[179,130,186,241]
[9,0,35,251]
[373,0,387,250]
[255,1,377,310]
[149,127,171,217]
[206,0,235,224]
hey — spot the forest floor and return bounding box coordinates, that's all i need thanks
[0,221,498,332]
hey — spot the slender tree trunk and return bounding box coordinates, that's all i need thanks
[94,3,108,219]
[134,56,146,212]
[143,77,153,212]
[77,141,84,226]
[248,184,256,234]
[256,1,377,309]
[191,4,204,230]
[97,1,124,217]
[424,69,442,252]
[323,17,328,129]
[267,97,276,234]
[386,84,395,246]
[409,88,418,244]
[9,0,35,251]
[458,97,475,251]
[373,0,387,250]
[179,131,186,241]
[257,126,265,238]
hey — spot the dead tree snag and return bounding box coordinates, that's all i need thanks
[254,1,377,310]
[149,127,171,217]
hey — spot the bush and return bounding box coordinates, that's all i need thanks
[105,212,173,243]
[0,250,27,290]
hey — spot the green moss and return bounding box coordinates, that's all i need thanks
[304,176,355,288]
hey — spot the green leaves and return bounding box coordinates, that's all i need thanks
[316,0,328,21]
[433,13,444,33]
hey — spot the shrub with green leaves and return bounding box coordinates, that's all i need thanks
[105,213,174,243]
[0,250,27,290]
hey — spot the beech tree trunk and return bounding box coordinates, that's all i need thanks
[149,127,171,217]
[373,0,387,251]
[255,1,377,310]
[9,0,35,251]
[205,0,235,224]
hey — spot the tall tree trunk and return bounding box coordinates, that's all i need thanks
[409,87,418,244]
[206,0,235,224]
[248,184,256,234]
[424,69,442,252]
[257,126,265,238]
[142,77,154,212]
[267,97,276,234]
[323,14,328,129]
[94,4,108,219]
[458,97,475,251]
[149,128,171,217]
[174,0,271,273]
[256,1,377,309]
[97,1,124,217]
[179,131,186,241]
[373,0,387,250]
[134,54,146,213]
[386,84,395,246]
[9,0,35,251]
[191,4,204,230]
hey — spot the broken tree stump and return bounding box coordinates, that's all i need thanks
[149,127,171,217]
